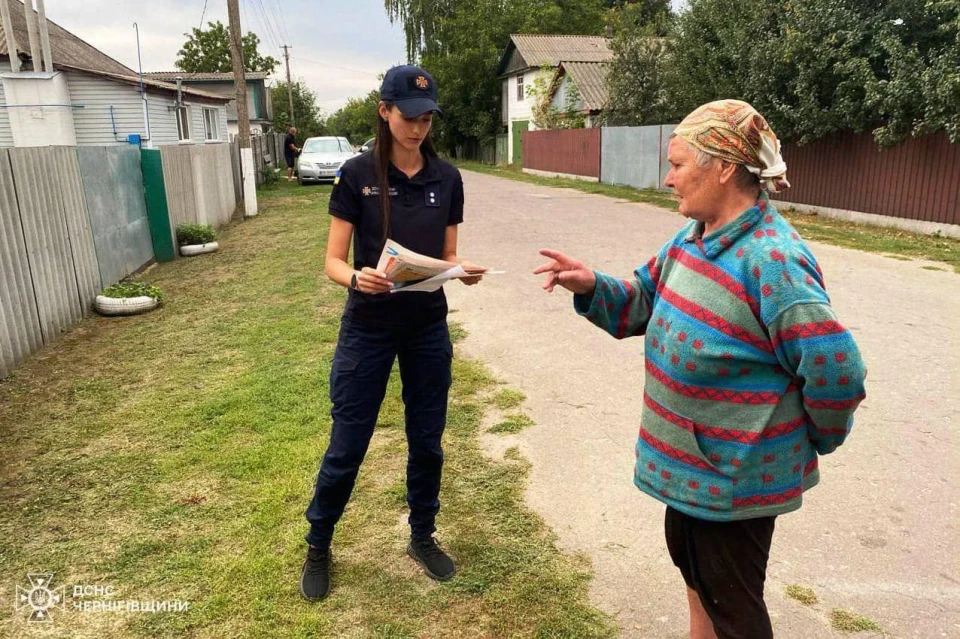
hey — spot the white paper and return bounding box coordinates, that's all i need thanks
[391,265,468,293]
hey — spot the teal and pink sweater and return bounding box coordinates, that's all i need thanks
[574,196,866,521]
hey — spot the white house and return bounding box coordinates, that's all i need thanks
[496,34,612,164]
[547,61,609,128]
[0,0,230,147]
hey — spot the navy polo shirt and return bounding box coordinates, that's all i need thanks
[328,150,464,329]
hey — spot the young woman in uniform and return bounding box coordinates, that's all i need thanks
[300,65,482,601]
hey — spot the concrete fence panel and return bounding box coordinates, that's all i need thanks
[159,143,236,237]
[0,149,42,378]
[76,146,154,287]
[159,144,196,235]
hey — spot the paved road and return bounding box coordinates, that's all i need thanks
[446,170,960,638]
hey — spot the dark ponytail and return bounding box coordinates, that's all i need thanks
[374,103,438,244]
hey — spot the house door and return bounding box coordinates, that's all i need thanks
[512,120,529,165]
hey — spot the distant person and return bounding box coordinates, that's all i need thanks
[534,100,867,639]
[285,127,300,181]
[299,65,484,601]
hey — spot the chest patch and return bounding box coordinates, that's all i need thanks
[361,186,398,197]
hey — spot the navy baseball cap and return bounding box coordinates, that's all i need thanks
[380,65,442,117]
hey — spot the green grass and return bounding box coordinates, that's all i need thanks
[489,413,536,435]
[830,609,883,634]
[0,179,614,638]
[784,584,819,606]
[490,388,526,411]
[455,160,960,273]
[781,209,960,273]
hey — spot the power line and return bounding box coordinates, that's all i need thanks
[291,56,381,77]
[242,0,280,54]
[256,0,283,49]
[269,0,291,43]
[197,0,209,30]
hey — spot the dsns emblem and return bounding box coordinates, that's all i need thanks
[415,76,429,89]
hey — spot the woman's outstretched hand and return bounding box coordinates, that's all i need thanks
[533,249,596,295]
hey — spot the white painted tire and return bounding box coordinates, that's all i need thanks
[180,242,219,256]
[94,295,160,316]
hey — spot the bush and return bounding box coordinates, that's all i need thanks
[260,166,279,187]
[176,223,216,246]
[101,281,164,302]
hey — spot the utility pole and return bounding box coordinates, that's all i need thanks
[227,0,257,217]
[281,45,295,128]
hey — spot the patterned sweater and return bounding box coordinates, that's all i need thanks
[574,196,866,521]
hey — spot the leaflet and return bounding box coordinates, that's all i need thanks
[375,239,493,293]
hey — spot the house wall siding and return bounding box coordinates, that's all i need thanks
[146,94,180,145]
[64,71,147,145]
[0,60,13,147]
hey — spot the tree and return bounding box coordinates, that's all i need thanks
[527,68,585,129]
[175,21,279,74]
[325,91,381,145]
[271,81,326,139]
[602,0,675,125]
[661,0,960,145]
[385,0,609,153]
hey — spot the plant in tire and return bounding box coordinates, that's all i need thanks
[176,223,216,246]
[101,281,164,302]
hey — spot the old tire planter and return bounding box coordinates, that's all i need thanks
[94,295,160,317]
[180,242,219,257]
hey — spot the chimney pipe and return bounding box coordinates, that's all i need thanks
[605,24,613,38]
[22,0,41,71]
[0,0,21,72]
[35,0,53,72]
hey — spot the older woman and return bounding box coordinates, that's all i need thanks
[534,100,866,639]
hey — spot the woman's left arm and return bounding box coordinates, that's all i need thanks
[443,224,482,286]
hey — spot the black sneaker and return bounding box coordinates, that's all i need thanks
[299,546,331,601]
[407,536,456,581]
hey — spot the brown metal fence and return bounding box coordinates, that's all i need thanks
[772,131,960,225]
[522,128,601,178]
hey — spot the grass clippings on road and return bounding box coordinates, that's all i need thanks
[0,179,614,639]
[455,161,960,273]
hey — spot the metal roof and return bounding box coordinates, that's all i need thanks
[557,61,609,112]
[142,71,271,82]
[0,1,228,103]
[499,34,612,76]
[60,65,232,102]
[0,0,132,76]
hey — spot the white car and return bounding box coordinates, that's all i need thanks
[297,137,356,184]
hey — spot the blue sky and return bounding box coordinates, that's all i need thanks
[48,0,688,115]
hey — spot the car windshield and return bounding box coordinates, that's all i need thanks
[302,139,342,154]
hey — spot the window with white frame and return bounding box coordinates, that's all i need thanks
[176,106,190,141]
[517,74,524,101]
[203,107,220,141]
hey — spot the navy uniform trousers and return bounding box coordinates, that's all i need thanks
[305,316,453,549]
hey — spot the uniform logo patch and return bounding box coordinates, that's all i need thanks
[333,169,341,185]
[416,75,429,89]
[362,186,372,196]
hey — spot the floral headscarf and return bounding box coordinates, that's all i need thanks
[674,99,790,193]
